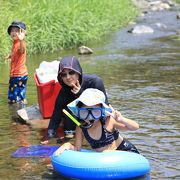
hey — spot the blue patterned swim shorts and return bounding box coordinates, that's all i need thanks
[8,75,28,103]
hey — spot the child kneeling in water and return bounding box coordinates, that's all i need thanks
[55,88,140,155]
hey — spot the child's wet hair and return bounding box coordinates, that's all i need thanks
[77,101,84,108]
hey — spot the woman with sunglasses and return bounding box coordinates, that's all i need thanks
[44,56,108,143]
[55,88,140,155]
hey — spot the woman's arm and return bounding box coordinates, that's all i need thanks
[48,89,66,131]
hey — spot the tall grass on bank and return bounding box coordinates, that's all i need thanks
[0,0,139,59]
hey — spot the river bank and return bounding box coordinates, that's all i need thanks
[0,0,138,59]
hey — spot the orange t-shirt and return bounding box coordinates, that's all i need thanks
[10,39,28,77]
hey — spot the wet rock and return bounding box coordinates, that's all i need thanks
[150,1,171,11]
[132,0,150,10]
[78,46,93,55]
[177,13,180,19]
[17,105,43,121]
[176,30,180,35]
[155,23,167,29]
[128,25,154,34]
[166,0,176,7]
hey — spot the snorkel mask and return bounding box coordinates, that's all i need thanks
[78,106,112,129]
[63,105,112,129]
[77,107,102,129]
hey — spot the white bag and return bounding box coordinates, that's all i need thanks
[35,60,59,83]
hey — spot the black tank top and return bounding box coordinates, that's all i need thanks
[81,120,119,149]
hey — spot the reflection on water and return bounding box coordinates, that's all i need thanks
[0,7,180,180]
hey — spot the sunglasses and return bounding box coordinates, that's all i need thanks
[60,70,76,78]
[78,107,103,120]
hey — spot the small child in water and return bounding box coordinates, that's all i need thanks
[55,88,140,155]
[6,20,28,104]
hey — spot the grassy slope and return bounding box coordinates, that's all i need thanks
[0,0,139,59]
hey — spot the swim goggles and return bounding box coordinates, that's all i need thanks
[78,107,103,120]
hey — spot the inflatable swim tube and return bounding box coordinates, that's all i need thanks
[51,149,150,179]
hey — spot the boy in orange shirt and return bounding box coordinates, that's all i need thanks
[6,21,28,104]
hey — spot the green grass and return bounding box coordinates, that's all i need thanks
[0,0,139,60]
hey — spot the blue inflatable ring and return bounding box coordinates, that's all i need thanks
[51,149,150,179]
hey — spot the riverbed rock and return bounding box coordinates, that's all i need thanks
[176,30,180,35]
[177,13,180,19]
[128,25,154,34]
[78,46,93,55]
[132,0,150,10]
[150,1,171,11]
[17,105,43,121]
[155,22,167,29]
[17,105,51,129]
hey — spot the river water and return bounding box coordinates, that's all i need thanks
[0,4,180,180]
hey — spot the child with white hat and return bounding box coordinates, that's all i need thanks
[55,88,140,154]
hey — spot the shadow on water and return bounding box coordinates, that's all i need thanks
[0,4,180,180]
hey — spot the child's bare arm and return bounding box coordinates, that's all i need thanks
[17,29,26,53]
[108,105,139,131]
[114,112,139,130]
[54,127,83,156]
[74,126,84,151]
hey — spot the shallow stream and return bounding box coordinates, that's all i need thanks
[0,4,179,180]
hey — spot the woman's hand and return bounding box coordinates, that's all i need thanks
[71,80,81,94]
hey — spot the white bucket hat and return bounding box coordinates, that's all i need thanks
[67,88,111,118]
